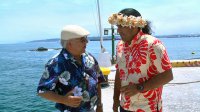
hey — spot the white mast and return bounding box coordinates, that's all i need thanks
[96,0,111,67]
[97,0,105,53]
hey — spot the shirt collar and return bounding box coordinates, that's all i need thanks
[124,30,144,47]
[61,48,86,66]
[61,48,75,61]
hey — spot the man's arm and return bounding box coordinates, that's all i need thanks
[96,83,103,112]
[143,68,173,91]
[38,90,83,108]
[121,68,173,97]
[113,69,121,112]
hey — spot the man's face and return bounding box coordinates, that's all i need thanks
[117,25,139,44]
[68,37,88,55]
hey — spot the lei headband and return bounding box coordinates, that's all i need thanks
[108,13,147,28]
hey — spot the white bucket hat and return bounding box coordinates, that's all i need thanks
[61,25,90,40]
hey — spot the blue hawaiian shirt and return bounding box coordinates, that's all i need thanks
[37,48,105,112]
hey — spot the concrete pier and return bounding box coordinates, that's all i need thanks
[101,67,200,112]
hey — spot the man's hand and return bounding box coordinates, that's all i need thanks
[63,90,83,107]
[120,83,138,97]
[96,104,103,112]
[113,100,120,112]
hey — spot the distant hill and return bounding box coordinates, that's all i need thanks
[28,38,60,43]
[156,34,200,38]
[28,34,200,43]
[28,36,121,43]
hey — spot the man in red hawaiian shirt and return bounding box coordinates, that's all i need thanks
[108,8,174,112]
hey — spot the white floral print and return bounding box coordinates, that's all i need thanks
[85,55,95,68]
[82,91,90,102]
[50,83,56,90]
[59,71,71,85]
[63,53,68,60]
[42,67,49,79]
[73,86,82,96]
[90,96,97,109]
[38,90,45,93]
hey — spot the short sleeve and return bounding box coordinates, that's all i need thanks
[115,46,119,69]
[97,66,106,84]
[93,57,106,84]
[115,41,122,70]
[37,57,66,93]
[88,53,106,84]
[151,42,172,73]
[37,58,64,94]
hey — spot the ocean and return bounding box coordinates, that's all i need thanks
[0,37,200,112]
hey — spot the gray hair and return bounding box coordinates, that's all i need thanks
[60,39,68,48]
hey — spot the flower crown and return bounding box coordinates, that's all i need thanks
[108,13,147,28]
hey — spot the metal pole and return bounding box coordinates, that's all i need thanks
[111,25,115,64]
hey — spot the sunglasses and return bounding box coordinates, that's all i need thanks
[71,36,88,43]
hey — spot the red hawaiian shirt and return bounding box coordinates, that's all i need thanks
[116,30,172,112]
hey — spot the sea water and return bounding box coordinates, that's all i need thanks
[0,37,200,112]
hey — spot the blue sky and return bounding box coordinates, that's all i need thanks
[0,0,200,44]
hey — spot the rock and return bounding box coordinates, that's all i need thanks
[29,47,62,51]
[36,47,48,51]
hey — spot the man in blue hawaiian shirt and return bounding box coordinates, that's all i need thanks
[37,25,105,112]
